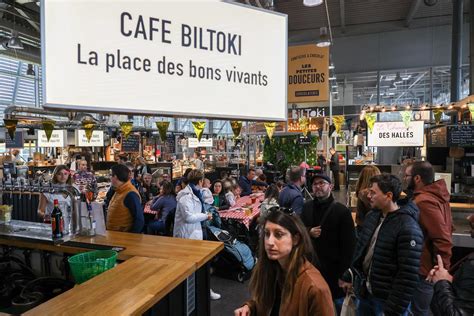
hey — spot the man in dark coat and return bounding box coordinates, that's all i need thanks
[279,166,305,214]
[407,161,453,315]
[238,168,268,197]
[300,174,356,313]
[340,174,423,316]
[329,147,340,191]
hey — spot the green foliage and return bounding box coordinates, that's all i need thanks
[263,135,319,174]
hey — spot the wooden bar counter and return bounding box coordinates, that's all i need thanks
[0,229,223,315]
[25,256,195,316]
[70,231,222,269]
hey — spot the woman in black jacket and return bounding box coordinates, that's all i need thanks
[211,180,230,210]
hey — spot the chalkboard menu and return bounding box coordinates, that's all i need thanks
[297,135,311,145]
[5,131,24,149]
[429,126,447,147]
[164,134,176,154]
[447,125,474,147]
[121,134,140,152]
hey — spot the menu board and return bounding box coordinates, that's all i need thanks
[429,126,447,147]
[121,135,140,152]
[164,134,176,154]
[447,125,474,147]
[5,131,24,149]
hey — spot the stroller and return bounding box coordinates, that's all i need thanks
[207,225,255,283]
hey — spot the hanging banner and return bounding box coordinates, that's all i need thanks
[42,119,56,141]
[365,113,377,133]
[75,130,104,147]
[332,115,345,134]
[188,137,213,148]
[288,45,329,103]
[230,121,243,139]
[155,121,170,142]
[299,117,310,136]
[82,120,96,141]
[38,130,67,147]
[433,108,444,125]
[367,121,424,147]
[192,121,206,141]
[3,119,18,141]
[119,121,133,139]
[42,1,287,121]
[400,111,412,128]
[264,122,276,140]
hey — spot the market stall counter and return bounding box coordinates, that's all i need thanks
[0,226,223,315]
[25,256,195,316]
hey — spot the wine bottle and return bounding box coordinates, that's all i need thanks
[51,199,64,239]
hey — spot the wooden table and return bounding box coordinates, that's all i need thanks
[26,256,195,316]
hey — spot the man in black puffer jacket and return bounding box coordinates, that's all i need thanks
[340,174,423,316]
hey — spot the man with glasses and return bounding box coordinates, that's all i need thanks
[301,174,356,313]
[407,161,453,315]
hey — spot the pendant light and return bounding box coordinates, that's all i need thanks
[316,27,331,47]
[303,0,323,6]
[8,31,23,50]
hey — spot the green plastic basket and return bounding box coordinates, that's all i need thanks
[68,250,117,284]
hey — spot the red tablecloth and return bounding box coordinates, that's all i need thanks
[218,193,264,228]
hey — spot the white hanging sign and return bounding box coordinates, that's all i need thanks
[367,121,424,147]
[42,0,288,121]
[75,130,104,147]
[188,138,213,148]
[38,130,67,147]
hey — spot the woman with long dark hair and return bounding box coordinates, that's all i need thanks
[147,180,176,235]
[211,180,230,210]
[234,208,334,316]
[38,165,73,229]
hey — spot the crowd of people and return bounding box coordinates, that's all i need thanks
[36,155,473,315]
[235,161,473,316]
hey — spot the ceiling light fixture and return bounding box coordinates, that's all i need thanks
[405,104,411,110]
[7,31,23,50]
[316,27,331,47]
[381,106,386,112]
[391,105,397,111]
[394,72,403,84]
[329,63,335,70]
[0,40,7,51]
[303,0,323,7]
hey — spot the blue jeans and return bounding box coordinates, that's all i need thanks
[147,220,165,235]
[411,275,433,316]
[357,295,411,316]
[334,297,344,315]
